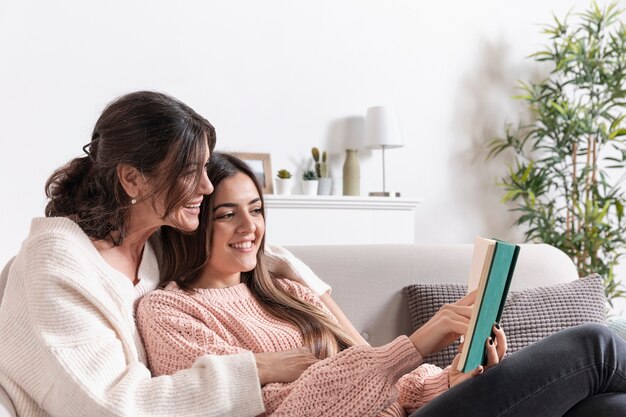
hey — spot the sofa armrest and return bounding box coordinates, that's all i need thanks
[0,384,16,417]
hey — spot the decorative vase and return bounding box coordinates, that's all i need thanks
[343,149,360,196]
[275,178,293,195]
[301,179,319,195]
[317,178,332,195]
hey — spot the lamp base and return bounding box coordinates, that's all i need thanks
[368,191,401,197]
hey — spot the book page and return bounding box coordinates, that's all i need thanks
[467,236,496,292]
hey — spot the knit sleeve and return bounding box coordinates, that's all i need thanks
[396,364,450,414]
[376,402,406,417]
[269,336,422,417]
[23,263,264,417]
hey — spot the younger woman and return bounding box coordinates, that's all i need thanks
[137,153,501,416]
[137,152,626,417]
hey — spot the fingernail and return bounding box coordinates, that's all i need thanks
[495,323,501,330]
[488,337,494,345]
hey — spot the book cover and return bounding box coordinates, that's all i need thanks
[457,239,520,373]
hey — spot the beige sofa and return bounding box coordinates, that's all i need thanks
[285,244,578,346]
[0,243,579,417]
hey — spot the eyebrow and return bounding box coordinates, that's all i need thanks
[213,197,262,212]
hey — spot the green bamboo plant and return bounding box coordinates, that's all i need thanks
[488,1,626,305]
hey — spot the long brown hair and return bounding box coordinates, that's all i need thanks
[160,152,356,359]
[45,91,216,244]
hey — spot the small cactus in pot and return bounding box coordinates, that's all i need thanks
[302,170,318,180]
[301,169,319,195]
[311,147,329,178]
[311,147,332,195]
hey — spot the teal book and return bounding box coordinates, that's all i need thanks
[458,239,520,373]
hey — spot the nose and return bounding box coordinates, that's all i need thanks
[198,170,214,195]
[236,211,257,234]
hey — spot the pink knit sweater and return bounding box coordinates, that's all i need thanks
[137,279,450,416]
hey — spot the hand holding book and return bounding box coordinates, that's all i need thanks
[408,291,476,358]
[448,323,508,387]
[408,236,518,377]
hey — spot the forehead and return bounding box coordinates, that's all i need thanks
[214,172,260,202]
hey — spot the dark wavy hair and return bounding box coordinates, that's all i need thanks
[160,152,356,359]
[45,91,216,244]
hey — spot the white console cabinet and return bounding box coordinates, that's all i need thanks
[263,195,422,246]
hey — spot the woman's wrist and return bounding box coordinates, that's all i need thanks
[253,352,272,385]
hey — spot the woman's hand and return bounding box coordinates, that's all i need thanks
[254,347,319,385]
[449,323,507,388]
[409,291,476,357]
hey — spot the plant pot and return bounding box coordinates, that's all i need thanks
[317,178,332,195]
[275,178,293,195]
[301,180,319,196]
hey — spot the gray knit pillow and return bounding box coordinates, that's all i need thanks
[404,275,607,368]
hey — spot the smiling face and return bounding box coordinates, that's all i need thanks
[130,141,214,234]
[203,172,265,285]
[161,142,214,232]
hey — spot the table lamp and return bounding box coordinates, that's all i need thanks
[365,105,404,197]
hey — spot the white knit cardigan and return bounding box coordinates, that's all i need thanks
[0,217,326,417]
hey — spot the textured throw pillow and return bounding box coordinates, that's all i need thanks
[404,274,607,368]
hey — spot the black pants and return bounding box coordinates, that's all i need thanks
[409,324,626,417]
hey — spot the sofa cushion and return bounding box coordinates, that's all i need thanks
[404,274,607,368]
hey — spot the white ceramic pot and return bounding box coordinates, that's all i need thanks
[317,178,332,195]
[275,178,293,195]
[301,180,319,195]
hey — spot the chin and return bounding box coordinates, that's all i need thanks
[241,261,258,272]
[169,223,198,233]
[181,222,200,232]
[168,215,199,232]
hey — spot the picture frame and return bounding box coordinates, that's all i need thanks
[230,152,274,194]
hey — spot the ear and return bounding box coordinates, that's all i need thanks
[117,164,146,199]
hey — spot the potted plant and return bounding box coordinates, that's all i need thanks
[301,169,319,195]
[312,147,332,195]
[488,1,626,305]
[275,169,293,195]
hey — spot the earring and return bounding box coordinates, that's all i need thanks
[131,198,137,205]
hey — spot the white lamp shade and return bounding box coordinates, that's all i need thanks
[365,106,404,149]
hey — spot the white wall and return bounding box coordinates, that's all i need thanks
[4,0,624,309]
